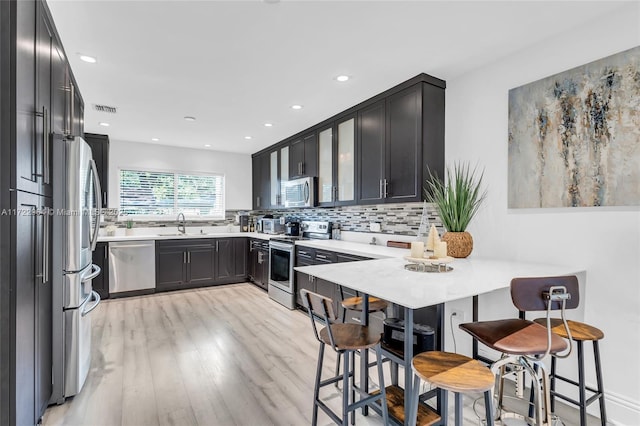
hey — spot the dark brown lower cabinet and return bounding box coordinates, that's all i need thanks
[156,238,247,291]
[91,242,109,299]
[156,240,214,291]
[248,239,268,290]
[214,238,247,284]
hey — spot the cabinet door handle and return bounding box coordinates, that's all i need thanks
[334,186,338,202]
[43,107,50,185]
[379,179,383,199]
[257,196,260,207]
[43,209,49,283]
[103,192,107,208]
[183,252,187,263]
[70,82,75,136]
[188,251,191,263]
[216,241,219,252]
[316,254,328,260]
[383,179,389,198]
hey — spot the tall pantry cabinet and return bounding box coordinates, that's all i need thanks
[0,1,84,425]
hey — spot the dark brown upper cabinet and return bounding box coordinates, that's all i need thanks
[251,73,444,210]
[357,82,445,204]
[289,132,317,179]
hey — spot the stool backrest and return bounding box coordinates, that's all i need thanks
[511,275,580,312]
[300,289,338,347]
[511,275,578,359]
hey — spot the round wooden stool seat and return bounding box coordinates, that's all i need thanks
[341,296,388,313]
[319,323,382,350]
[533,318,604,341]
[412,351,494,393]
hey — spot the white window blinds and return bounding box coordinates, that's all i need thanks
[119,169,225,219]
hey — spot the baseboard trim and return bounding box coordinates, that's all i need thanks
[605,389,640,425]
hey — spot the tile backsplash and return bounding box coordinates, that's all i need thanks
[252,202,443,236]
[102,202,443,236]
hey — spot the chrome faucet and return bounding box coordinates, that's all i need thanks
[177,212,186,234]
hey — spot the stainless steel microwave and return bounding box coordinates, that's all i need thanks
[284,176,316,208]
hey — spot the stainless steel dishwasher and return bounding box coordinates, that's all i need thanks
[108,240,156,295]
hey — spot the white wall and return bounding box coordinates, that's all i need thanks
[108,140,252,211]
[443,4,640,424]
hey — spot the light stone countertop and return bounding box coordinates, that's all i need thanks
[295,257,585,309]
[294,239,408,259]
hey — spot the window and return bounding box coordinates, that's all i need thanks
[119,169,225,219]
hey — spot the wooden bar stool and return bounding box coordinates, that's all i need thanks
[300,289,389,426]
[532,318,607,426]
[460,275,578,426]
[335,288,389,379]
[409,351,495,426]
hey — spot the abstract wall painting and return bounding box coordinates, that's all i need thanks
[508,46,640,208]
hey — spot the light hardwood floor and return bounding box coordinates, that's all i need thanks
[43,283,598,426]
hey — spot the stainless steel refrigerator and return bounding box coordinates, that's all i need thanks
[51,135,102,404]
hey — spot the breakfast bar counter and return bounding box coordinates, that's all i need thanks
[295,257,585,425]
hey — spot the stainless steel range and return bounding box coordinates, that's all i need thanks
[268,221,331,309]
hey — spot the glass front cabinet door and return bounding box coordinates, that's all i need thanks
[317,116,355,207]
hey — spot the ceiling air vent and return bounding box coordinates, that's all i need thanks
[93,104,117,114]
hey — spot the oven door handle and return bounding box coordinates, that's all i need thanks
[269,241,294,251]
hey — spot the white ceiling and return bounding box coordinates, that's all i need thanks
[47,0,624,154]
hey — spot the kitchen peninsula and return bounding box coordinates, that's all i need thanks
[295,256,586,425]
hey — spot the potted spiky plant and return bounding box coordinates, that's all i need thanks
[424,162,487,258]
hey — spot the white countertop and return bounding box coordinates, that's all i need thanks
[294,239,409,259]
[295,257,584,309]
[98,230,271,243]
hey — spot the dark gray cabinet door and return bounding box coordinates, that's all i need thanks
[91,242,109,299]
[14,191,52,426]
[187,244,216,285]
[232,238,248,280]
[84,134,109,208]
[289,138,304,178]
[289,132,317,179]
[213,238,248,284]
[214,238,232,282]
[35,5,53,197]
[15,0,38,195]
[357,101,386,203]
[295,267,313,308]
[156,244,187,290]
[253,153,270,209]
[386,84,422,202]
[50,39,67,137]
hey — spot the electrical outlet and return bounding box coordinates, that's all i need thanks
[369,222,381,232]
[450,308,466,321]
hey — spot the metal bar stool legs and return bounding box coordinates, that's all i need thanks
[303,289,389,426]
[548,340,607,426]
[533,318,607,426]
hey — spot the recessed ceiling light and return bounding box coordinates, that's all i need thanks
[204,144,211,147]
[244,136,252,140]
[264,123,273,127]
[184,116,196,122]
[336,75,350,82]
[79,54,97,64]
[291,105,303,110]
[151,138,159,142]
[99,122,110,127]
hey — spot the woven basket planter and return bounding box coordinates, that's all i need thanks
[442,231,473,258]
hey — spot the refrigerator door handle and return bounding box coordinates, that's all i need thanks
[82,264,101,283]
[89,158,102,251]
[81,291,101,317]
